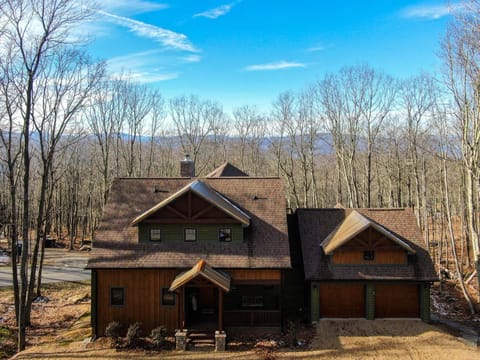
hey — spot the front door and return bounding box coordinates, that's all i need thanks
[185,287,218,330]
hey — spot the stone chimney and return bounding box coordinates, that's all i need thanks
[180,154,195,177]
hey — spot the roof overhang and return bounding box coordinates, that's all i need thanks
[169,260,231,292]
[321,210,416,255]
[131,179,250,226]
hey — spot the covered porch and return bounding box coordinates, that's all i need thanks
[170,260,230,332]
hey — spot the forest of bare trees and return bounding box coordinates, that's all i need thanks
[0,0,480,352]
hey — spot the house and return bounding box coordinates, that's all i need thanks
[290,208,438,322]
[87,158,438,340]
[87,158,291,337]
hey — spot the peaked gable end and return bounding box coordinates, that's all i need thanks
[131,180,250,226]
[321,210,415,255]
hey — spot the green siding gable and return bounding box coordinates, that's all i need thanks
[138,224,244,243]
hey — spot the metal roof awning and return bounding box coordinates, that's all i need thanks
[131,179,250,226]
[321,210,416,255]
[169,260,231,292]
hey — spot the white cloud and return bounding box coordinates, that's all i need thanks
[98,10,198,52]
[121,71,179,83]
[306,44,325,52]
[193,2,236,19]
[100,0,169,15]
[400,2,463,20]
[182,54,202,63]
[244,61,306,71]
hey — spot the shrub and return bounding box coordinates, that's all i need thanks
[105,321,122,346]
[150,326,167,348]
[125,322,142,348]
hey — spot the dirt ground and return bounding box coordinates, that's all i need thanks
[9,319,479,360]
[2,280,479,360]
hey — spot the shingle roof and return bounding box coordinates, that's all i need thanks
[296,208,438,282]
[206,162,249,177]
[88,177,290,269]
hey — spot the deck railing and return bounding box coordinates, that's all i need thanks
[224,310,281,326]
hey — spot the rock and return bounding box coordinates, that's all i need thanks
[68,294,90,304]
[33,296,50,303]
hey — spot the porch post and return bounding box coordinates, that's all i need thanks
[218,289,223,331]
[179,287,185,329]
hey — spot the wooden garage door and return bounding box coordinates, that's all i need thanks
[319,284,365,318]
[375,284,419,318]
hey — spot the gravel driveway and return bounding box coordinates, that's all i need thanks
[281,319,479,359]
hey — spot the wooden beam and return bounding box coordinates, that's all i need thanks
[218,290,223,331]
[188,191,192,218]
[141,218,241,224]
[179,287,185,329]
[165,205,187,219]
[192,205,215,219]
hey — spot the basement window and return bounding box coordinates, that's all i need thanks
[363,250,375,261]
[110,287,125,306]
[162,288,176,306]
[219,228,232,242]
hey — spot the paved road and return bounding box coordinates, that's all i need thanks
[0,248,90,287]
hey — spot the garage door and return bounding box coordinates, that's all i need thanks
[319,284,365,318]
[375,284,419,318]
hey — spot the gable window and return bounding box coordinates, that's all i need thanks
[162,288,176,306]
[184,228,197,242]
[150,228,161,241]
[363,250,375,261]
[219,228,232,242]
[110,287,125,306]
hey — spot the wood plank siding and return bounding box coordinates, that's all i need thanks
[228,269,281,282]
[332,248,407,264]
[95,268,282,336]
[96,269,179,336]
[331,227,408,265]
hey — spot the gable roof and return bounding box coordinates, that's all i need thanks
[87,177,290,269]
[131,180,250,226]
[206,162,249,177]
[296,208,438,282]
[169,260,231,292]
[321,210,416,255]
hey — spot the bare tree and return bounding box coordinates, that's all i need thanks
[0,0,95,350]
[443,1,480,299]
[170,95,224,174]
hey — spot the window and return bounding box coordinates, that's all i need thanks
[363,250,375,261]
[242,295,264,308]
[184,228,197,242]
[110,287,125,306]
[162,288,176,306]
[218,228,232,242]
[150,228,161,241]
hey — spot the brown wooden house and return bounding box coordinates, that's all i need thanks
[87,159,290,337]
[290,208,438,322]
[88,158,439,339]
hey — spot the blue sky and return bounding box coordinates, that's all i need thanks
[84,0,457,111]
